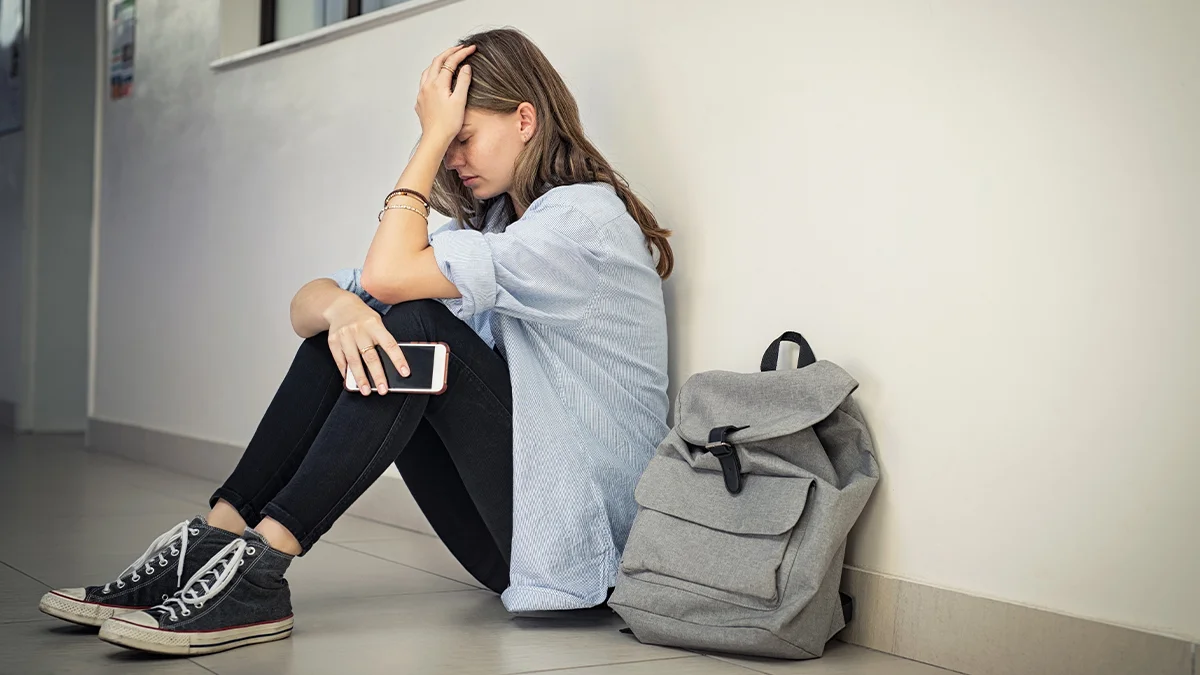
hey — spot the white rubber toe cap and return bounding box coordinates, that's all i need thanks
[54,587,87,601]
[40,588,120,627]
[113,610,161,628]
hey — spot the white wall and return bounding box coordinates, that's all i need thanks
[0,130,23,406]
[93,0,1200,640]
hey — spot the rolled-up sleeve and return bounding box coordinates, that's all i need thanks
[327,267,392,314]
[430,203,602,326]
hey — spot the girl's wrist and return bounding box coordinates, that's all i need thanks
[417,133,453,155]
[322,291,363,324]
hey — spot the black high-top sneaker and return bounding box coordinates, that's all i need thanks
[38,517,239,627]
[98,529,294,656]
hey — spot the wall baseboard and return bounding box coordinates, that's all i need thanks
[86,418,435,536]
[85,417,1196,675]
[0,400,13,430]
[838,566,1197,675]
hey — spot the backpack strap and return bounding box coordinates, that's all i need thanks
[841,591,855,624]
[705,425,749,494]
[760,331,817,372]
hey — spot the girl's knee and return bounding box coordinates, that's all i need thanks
[380,299,447,336]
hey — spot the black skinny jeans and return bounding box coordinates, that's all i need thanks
[211,299,513,594]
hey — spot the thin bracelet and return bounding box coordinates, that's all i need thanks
[384,188,430,211]
[378,203,429,223]
[385,191,431,217]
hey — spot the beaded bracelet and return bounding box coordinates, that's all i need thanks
[386,192,431,217]
[378,203,429,223]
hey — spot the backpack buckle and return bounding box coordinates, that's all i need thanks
[705,426,748,495]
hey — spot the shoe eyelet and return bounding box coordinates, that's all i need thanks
[245,546,257,556]
[146,568,155,575]
[195,601,204,608]
[103,588,111,594]
[162,594,169,601]
[189,528,200,535]
[130,574,140,582]
[170,548,179,556]
[116,581,126,589]
[181,609,191,617]
[238,559,245,566]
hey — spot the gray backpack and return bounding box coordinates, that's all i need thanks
[609,332,880,659]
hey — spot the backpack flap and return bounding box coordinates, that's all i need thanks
[634,455,811,535]
[675,360,859,451]
[626,454,814,601]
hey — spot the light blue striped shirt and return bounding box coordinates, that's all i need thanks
[331,183,670,611]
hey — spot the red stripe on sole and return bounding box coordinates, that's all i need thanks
[111,614,295,634]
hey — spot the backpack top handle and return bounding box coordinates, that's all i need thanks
[760,331,817,372]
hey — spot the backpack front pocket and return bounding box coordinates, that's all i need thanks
[620,455,813,603]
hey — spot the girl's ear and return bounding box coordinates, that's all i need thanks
[517,102,537,142]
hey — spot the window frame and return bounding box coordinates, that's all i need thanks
[259,0,365,46]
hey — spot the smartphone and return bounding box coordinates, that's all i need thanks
[344,342,449,395]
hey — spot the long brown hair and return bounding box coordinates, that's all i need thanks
[429,28,674,279]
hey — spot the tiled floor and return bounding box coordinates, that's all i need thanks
[0,430,959,675]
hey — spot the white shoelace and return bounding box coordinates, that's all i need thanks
[153,538,255,623]
[102,520,199,594]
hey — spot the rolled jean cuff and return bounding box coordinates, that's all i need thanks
[209,487,262,529]
[259,502,315,555]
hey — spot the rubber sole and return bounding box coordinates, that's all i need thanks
[98,615,294,656]
[38,591,142,628]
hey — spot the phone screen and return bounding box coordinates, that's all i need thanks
[365,345,437,391]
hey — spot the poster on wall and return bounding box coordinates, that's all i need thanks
[109,0,136,100]
[0,0,23,134]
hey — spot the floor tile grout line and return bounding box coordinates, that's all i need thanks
[0,559,51,589]
[187,658,221,675]
[0,617,59,626]
[308,585,487,600]
[506,655,697,675]
[702,654,775,674]
[289,585,487,609]
[95,449,453,537]
[335,518,436,538]
[325,534,430,545]
[851,644,969,675]
[75,449,431,551]
[78,445,222,505]
[887,653,969,675]
[324,540,487,591]
[711,645,967,675]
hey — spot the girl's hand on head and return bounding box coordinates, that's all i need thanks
[416,44,476,147]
